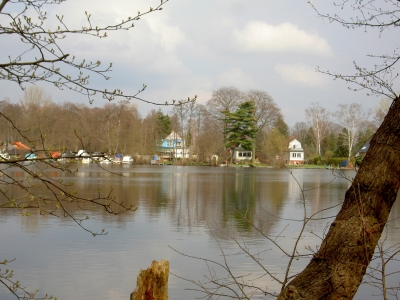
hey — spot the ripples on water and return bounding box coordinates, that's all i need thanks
[0,164,399,299]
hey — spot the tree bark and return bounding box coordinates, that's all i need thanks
[131,260,169,300]
[278,97,400,300]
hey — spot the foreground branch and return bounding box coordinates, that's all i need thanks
[278,97,400,299]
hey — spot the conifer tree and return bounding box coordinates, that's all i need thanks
[223,101,258,159]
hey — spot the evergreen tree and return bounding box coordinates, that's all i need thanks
[223,101,258,151]
[155,110,172,140]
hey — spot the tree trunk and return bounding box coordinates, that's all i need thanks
[278,97,400,300]
[131,260,169,300]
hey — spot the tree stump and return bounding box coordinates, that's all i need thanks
[130,260,169,300]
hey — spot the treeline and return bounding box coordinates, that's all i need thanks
[0,86,389,165]
[292,100,389,166]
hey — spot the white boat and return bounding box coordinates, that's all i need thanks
[81,153,92,164]
[122,155,134,164]
[0,152,10,161]
[76,150,92,163]
[82,157,92,163]
[99,156,113,164]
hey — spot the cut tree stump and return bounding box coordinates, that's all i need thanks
[130,260,169,300]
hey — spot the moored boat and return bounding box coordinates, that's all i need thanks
[122,155,134,164]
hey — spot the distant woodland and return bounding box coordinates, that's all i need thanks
[1,86,385,165]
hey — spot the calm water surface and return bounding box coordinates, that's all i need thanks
[1,164,399,299]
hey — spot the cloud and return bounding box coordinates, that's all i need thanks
[274,63,328,87]
[147,54,190,75]
[234,21,333,56]
[215,68,255,90]
[145,17,186,54]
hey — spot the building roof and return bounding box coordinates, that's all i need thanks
[288,138,303,150]
[358,140,370,153]
[356,140,371,157]
[164,130,182,141]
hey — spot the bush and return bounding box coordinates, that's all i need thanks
[313,156,322,165]
[326,157,348,166]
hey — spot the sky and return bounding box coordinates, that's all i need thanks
[1,0,399,127]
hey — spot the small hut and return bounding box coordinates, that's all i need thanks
[287,138,304,165]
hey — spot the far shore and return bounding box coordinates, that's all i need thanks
[145,161,356,170]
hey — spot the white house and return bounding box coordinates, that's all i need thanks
[158,131,190,161]
[230,146,253,162]
[287,138,304,165]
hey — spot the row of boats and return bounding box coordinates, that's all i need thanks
[0,150,134,165]
[66,151,134,164]
[90,154,134,164]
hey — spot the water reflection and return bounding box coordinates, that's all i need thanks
[0,165,398,299]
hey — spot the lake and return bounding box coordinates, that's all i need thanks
[0,164,399,299]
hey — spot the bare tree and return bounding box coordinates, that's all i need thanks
[309,0,399,100]
[185,101,199,160]
[171,103,190,160]
[363,223,400,300]
[243,90,282,133]
[208,87,243,115]
[374,98,392,128]
[196,105,225,162]
[206,87,243,141]
[0,0,183,298]
[290,122,309,143]
[0,0,195,106]
[305,102,330,157]
[334,103,371,163]
[140,109,159,157]
[275,0,400,298]
[20,86,52,109]
[243,89,283,157]
[0,98,22,144]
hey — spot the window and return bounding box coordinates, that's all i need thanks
[247,152,251,157]
[238,152,243,157]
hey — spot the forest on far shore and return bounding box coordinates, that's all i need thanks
[0,86,387,166]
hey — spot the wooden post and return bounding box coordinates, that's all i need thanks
[130,260,169,300]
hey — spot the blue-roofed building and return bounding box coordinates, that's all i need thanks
[157,131,189,161]
[355,140,370,158]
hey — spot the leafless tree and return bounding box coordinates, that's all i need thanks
[243,90,283,157]
[0,98,22,143]
[290,122,309,143]
[196,105,225,162]
[275,1,400,298]
[334,103,371,162]
[374,98,392,128]
[171,103,190,160]
[172,170,343,299]
[305,102,331,157]
[206,87,243,141]
[139,109,159,158]
[0,0,195,106]
[243,90,282,133]
[363,222,400,300]
[309,0,399,100]
[0,0,182,298]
